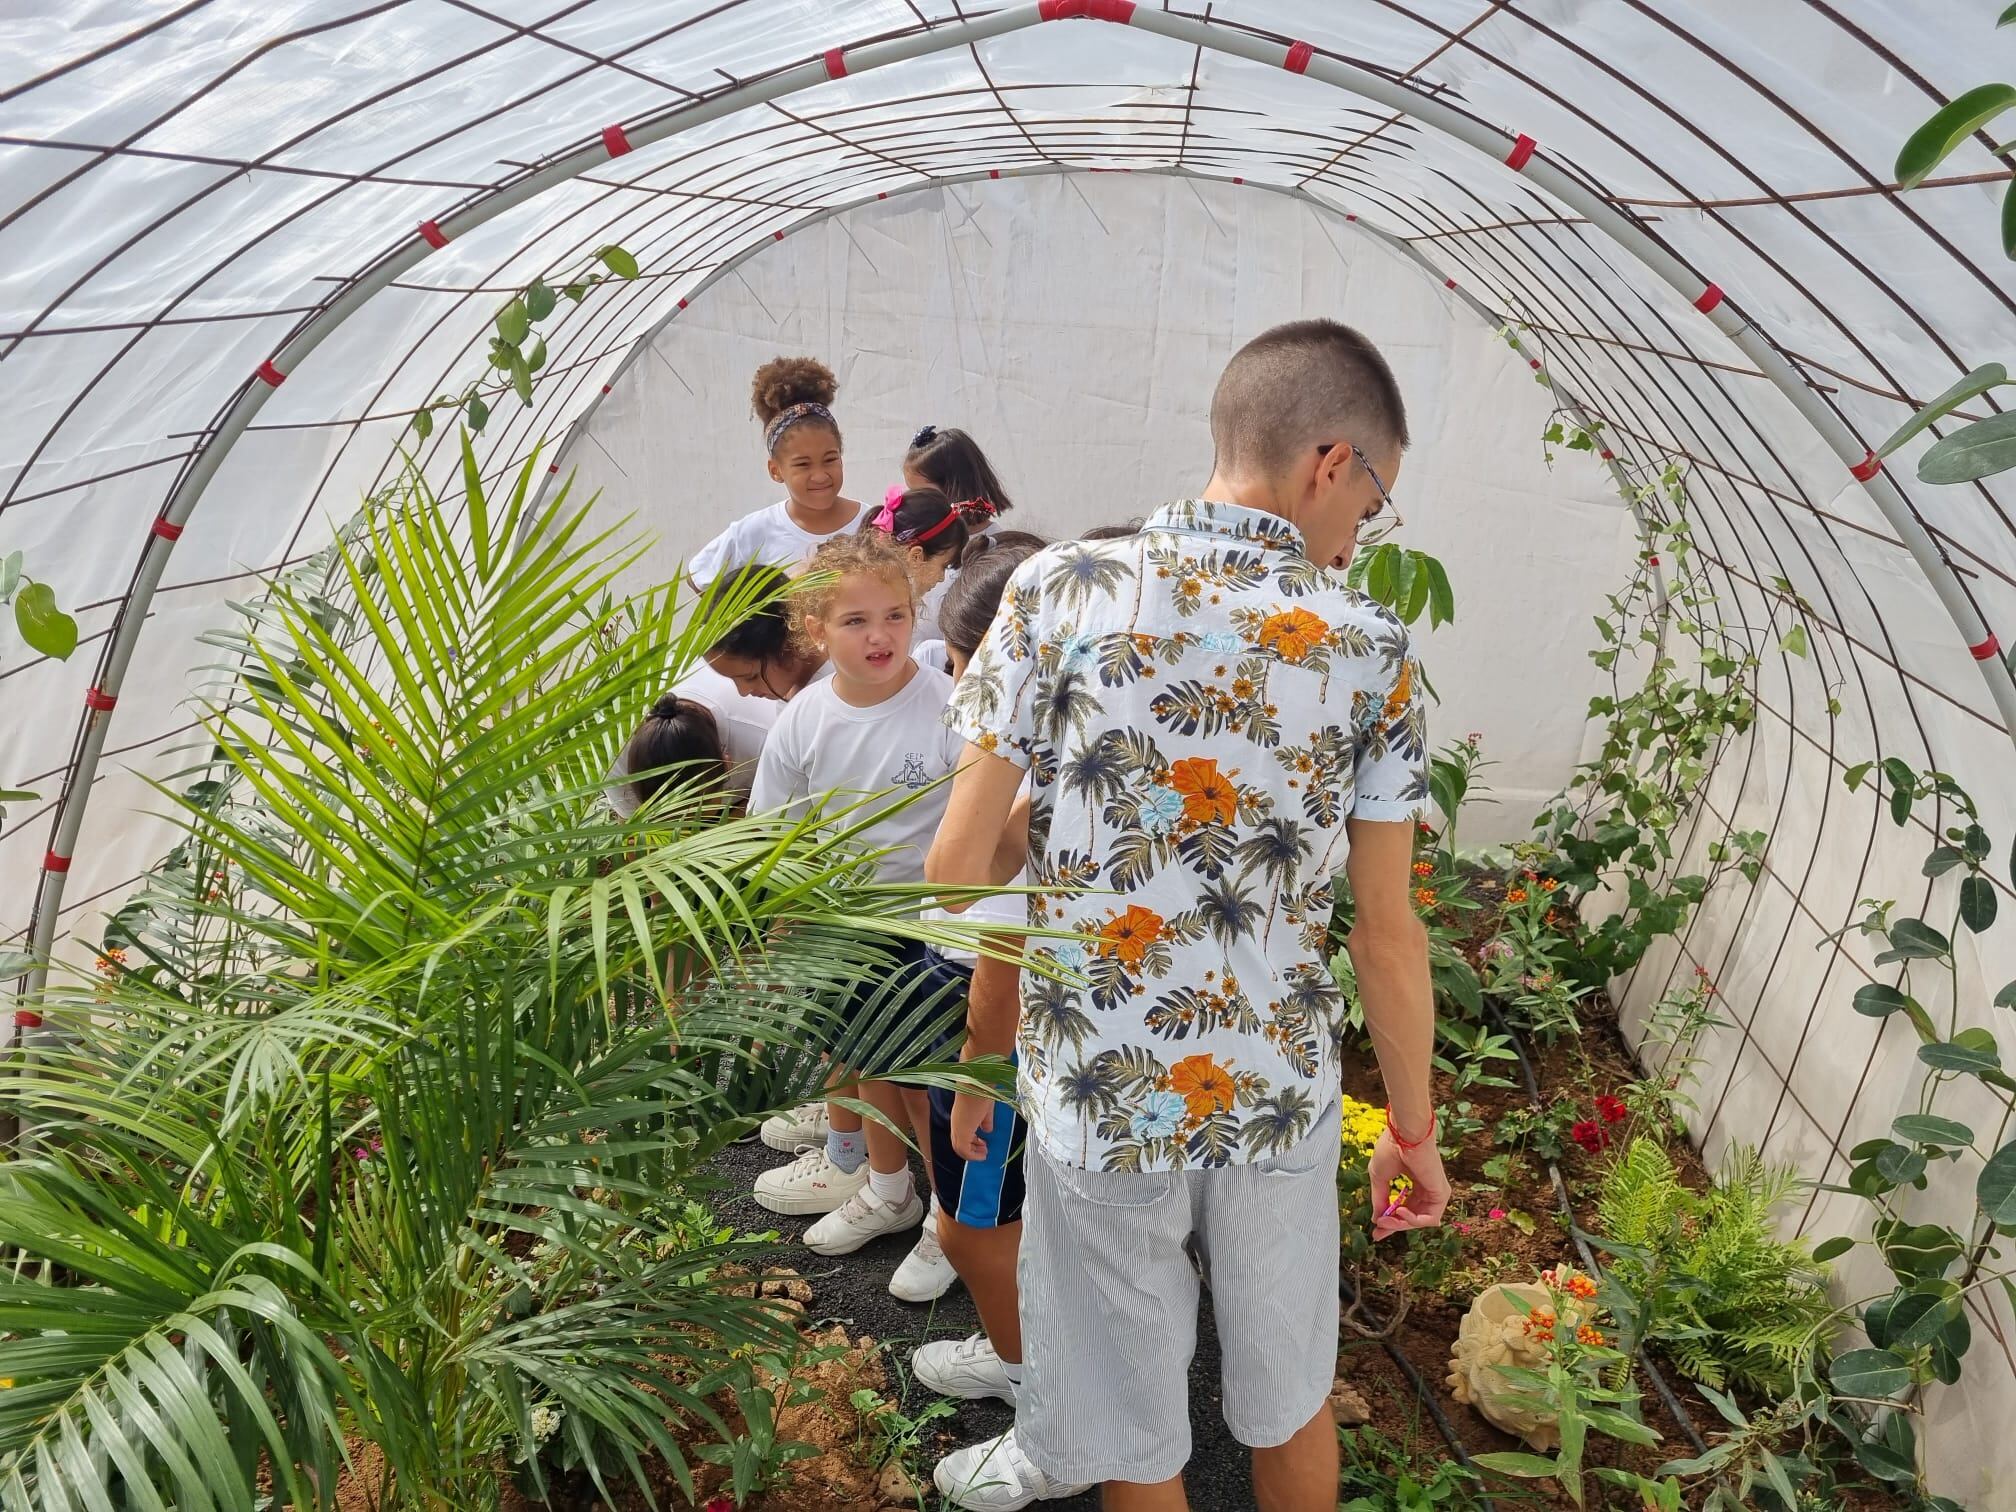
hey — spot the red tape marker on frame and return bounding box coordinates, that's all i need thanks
[1971,633,2002,661]
[1283,40,1314,73]
[824,48,847,79]
[1849,452,1881,482]
[84,687,117,712]
[1694,283,1724,314]
[255,359,285,387]
[1505,134,1537,171]
[151,516,185,541]
[602,123,634,157]
[418,219,449,249]
[43,850,70,874]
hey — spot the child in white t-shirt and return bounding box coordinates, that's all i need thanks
[688,356,862,591]
[748,532,962,1258]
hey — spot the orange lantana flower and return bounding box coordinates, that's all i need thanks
[1413,860,1434,877]
[1414,888,1439,909]
[1257,606,1328,663]
[1169,756,1238,826]
[1096,905,1165,967]
[1169,1053,1238,1118]
[1506,885,1529,905]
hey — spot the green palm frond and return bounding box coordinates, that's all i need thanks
[5,431,998,1509]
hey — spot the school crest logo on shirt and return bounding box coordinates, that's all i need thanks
[892,753,931,789]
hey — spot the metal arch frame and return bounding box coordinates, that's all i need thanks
[519,162,1651,555]
[21,0,2012,1000]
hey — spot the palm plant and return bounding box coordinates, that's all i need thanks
[0,438,977,1510]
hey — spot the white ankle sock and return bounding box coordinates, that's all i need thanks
[867,1164,913,1206]
[1001,1358,1024,1389]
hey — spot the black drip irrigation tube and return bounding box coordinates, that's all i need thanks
[1489,1003,1712,1459]
[1336,1271,1503,1512]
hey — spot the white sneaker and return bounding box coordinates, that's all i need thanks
[760,1100,829,1153]
[890,1215,959,1302]
[802,1182,924,1256]
[934,1428,1090,1510]
[753,1146,867,1216]
[911,1333,1016,1403]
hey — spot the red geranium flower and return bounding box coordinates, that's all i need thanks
[1570,1119,1608,1154]
[1595,1094,1627,1124]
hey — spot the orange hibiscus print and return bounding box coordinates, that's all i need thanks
[1096,904,1165,967]
[1170,1053,1238,1118]
[1382,660,1414,723]
[1258,606,1329,663]
[1169,756,1238,826]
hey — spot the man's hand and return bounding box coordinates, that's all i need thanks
[948,1092,996,1162]
[1366,1127,1450,1241]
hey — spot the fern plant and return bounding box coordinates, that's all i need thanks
[1590,1138,1833,1396]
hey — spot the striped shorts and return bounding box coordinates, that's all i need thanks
[1015,1100,1342,1485]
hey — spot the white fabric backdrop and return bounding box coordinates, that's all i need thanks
[550,172,1636,844]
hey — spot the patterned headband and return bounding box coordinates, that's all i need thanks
[764,401,836,453]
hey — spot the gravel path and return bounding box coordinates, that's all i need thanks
[708,1137,1259,1512]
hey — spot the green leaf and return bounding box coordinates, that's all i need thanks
[0,549,20,598]
[410,407,433,442]
[525,280,557,322]
[1472,1451,1563,1480]
[1875,1143,1926,1185]
[509,348,533,407]
[2002,2,2016,23]
[1980,1137,2016,1227]
[0,788,37,803]
[598,245,640,280]
[465,395,489,433]
[1923,845,1966,877]
[1780,624,1808,658]
[1891,782,1914,826]
[1424,556,1455,628]
[1894,1113,1973,1148]
[1997,979,2016,1011]
[495,297,531,345]
[525,337,546,375]
[1919,1038,2002,1077]
[1878,917,1949,963]
[1852,983,1911,1019]
[563,280,589,302]
[1896,83,2016,188]
[1960,875,1997,933]
[2002,178,2016,261]
[1812,1235,1854,1263]
[1918,412,2016,485]
[1878,362,2009,457]
[1843,761,1873,792]
[1830,1346,1911,1398]
[1880,756,1916,790]
[15,580,79,659]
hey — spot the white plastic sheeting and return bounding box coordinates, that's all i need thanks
[552,171,1635,844]
[3,2,2015,1497]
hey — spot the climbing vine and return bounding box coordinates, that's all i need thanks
[410,243,641,438]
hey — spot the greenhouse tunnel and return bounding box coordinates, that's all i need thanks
[4,1,2016,1506]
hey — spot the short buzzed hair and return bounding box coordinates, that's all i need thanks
[1209,319,1409,479]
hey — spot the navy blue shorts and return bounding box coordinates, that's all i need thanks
[835,939,968,1073]
[929,1040,1026,1230]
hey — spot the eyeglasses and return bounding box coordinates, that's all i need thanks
[1339,442,1402,546]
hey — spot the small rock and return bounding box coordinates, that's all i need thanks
[877,1462,920,1503]
[1330,1377,1372,1426]
[759,1269,814,1303]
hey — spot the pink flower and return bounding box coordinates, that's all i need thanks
[1467,731,1483,745]
[1454,1221,1472,1234]
[1488,1207,1506,1221]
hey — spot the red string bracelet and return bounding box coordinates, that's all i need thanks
[1386,1105,1436,1151]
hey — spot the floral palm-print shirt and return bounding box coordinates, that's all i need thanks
[947,501,1427,1173]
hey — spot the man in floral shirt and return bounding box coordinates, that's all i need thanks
[928,320,1448,1511]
